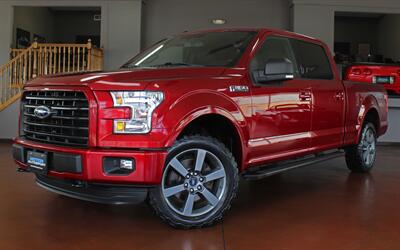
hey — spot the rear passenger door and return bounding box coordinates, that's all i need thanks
[289,39,345,150]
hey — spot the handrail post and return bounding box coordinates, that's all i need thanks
[87,39,92,71]
[32,38,38,78]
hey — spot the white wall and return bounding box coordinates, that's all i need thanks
[0,2,17,139]
[107,1,142,68]
[142,0,290,48]
[0,101,20,139]
[0,2,13,70]
[292,4,334,51]
[379,99,400,143]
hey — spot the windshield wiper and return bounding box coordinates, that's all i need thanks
[122,64,140,69]
[122,62,205,69]
[150,62,204,68]
[122,65,157,69]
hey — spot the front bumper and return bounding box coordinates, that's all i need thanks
[36,174,149,205]
[13,138,168,185]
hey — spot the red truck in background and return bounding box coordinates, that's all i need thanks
[344,63,400,96]
[12,28,388,229]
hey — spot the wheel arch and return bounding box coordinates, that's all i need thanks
[363,108,380,131]
[356,94,381,142]
[166,109,247,171]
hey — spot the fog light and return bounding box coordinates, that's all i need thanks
[103,157,135,175]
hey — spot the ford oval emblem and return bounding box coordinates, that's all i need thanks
[34,106,52,119]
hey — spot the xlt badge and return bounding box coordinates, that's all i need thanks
[229,85,249,93]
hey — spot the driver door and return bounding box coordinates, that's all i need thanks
[248,36,312,165]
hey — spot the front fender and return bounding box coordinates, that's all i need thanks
[159,89,249,158]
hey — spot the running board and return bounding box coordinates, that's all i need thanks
[242,150,345,180]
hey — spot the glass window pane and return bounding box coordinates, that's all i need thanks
[250,37,298,74]
[123,31,257,68]
[290,39,333,80]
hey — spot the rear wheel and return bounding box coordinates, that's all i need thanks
[148,135,238,229]
[345,122,377,172]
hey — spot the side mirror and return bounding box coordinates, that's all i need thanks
[253,58,295,83]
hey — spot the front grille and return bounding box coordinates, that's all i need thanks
[21,91,89,147]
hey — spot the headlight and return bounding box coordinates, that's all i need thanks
[111,91,164,134]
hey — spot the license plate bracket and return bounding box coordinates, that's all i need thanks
[27,151,48,174]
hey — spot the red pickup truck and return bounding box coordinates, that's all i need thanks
[13,28,388,228]
[344,63,400,96]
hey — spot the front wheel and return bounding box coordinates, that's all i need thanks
[345,122,377,172]
[148,135,238,229]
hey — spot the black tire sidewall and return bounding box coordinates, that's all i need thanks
[150,136,238,227]
[357,123,377,170]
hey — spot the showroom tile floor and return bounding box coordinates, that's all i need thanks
[1,142,400,250]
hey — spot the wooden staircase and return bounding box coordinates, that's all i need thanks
[0,40,103,111]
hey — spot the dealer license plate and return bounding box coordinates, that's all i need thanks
[374,76,393,84]
[27,151,48,174]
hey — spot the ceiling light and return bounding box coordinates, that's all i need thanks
[212,19,227,25]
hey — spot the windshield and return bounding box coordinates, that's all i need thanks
[122,31,257,68]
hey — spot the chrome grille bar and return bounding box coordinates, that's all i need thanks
[21,91,89,147]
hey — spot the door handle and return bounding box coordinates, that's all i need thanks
[334,91,344,101]
[299,91,312,101]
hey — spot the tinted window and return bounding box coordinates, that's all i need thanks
[122,31,257,68]
[250,36,298,74]
[290,39,333,79]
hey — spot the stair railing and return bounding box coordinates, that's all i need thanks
[0,39,103,111]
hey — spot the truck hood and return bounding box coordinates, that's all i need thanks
[25,67,227,90]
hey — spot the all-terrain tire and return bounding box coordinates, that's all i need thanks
[345,122,377,173]
[148,135,239,229]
